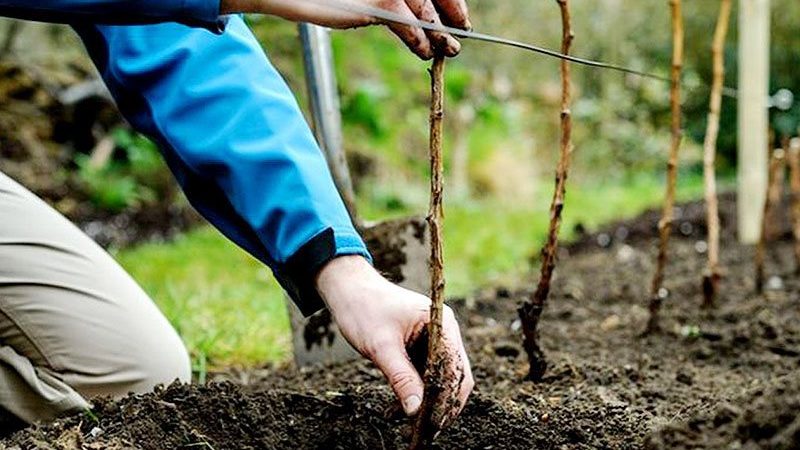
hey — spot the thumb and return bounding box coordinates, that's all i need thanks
[372,343,425,416]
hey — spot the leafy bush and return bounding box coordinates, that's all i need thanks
[74,127,173,212]
[75,153,146,212]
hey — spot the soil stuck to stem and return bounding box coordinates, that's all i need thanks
[4,194,800,449]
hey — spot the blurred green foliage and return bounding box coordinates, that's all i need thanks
[74,154,142,212]
[16,0,795,217]
[74,127,174,212]
[245,0,798,206]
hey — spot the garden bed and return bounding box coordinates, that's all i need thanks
[3,195,800,449]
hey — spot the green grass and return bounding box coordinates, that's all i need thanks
[114,172,713,369]
[112,229,290,369]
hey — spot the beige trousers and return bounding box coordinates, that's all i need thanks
[0,171,190,424]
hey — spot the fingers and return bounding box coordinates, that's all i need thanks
[404,0,461,57]
[431,306,474,429]
[441,308,474,428]
[371,337,425,416]
[431,0,471,30]
[382,0,434,59]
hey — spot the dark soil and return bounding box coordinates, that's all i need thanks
[4,194,800,449]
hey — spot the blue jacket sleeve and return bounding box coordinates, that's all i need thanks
[0,0,225,32]
[71,17,371,316]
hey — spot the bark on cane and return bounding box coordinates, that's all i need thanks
[701,0,731,309]
[756,144,785,293]
[518,0,574,382]
[409,55,446,450]
[647,0,683,333]
[787,138,800,274]
[765,138,787,241]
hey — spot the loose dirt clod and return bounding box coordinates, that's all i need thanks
[647,0,684,333]
[518,0,575,383]
[700,0,731,309]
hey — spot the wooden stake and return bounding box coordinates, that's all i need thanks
[701,0,732,309]
[647,0,683,333]
[755,140,784,293]
[737,0,771,243]
[787,137,800,273]
[409,54,447,450]
[518,0,574,382]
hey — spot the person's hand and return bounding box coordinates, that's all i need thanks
[221,0,471,59]
[316,255,474,427]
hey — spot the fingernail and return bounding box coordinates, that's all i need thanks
[464,19,473,31]
[403,395,422,416]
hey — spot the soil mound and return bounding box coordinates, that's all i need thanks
[2,382,646,450]
[646,372,800,450]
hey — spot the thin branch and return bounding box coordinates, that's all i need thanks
[518,0,574,382]
[787,138,800,274]
[765,138,786,241]
[756,142,785,293]
[409,54,446,450]
[701,0,732,308]
[647,0,684,333]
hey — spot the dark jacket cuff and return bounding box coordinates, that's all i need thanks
[274,227,371,317]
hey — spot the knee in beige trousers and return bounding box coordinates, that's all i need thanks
[0,171,190,424]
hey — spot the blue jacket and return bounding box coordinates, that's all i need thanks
[1,1,370,316]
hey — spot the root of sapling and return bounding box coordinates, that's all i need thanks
[518,302,548,381]
[646,0,683,333]
[518,0,573,382]
[701,0,731,309]
[409,54,448,450]
[787,138,800,273]
[755,144,785,293]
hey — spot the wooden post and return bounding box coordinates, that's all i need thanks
[518,0,574,382]
[737,0,771,243]
[409,54,447,450]
[702,0,732,308]
[647,0,684,333]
